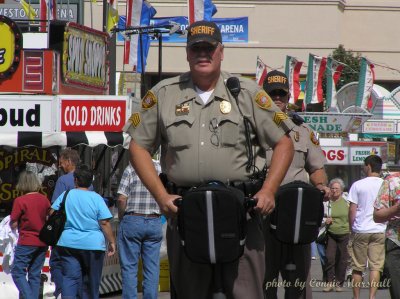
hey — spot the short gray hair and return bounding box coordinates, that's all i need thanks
[329,177,345,191]
[16,171,41,194]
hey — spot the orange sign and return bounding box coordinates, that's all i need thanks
[0,15,22,79]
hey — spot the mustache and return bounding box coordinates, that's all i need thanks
[194,54,212,62]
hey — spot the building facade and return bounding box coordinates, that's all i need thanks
[79,0,400,90]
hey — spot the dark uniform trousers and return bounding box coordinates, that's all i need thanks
[167,215,265,299]
[264,216,312,299]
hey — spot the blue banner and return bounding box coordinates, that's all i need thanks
[215,17,248,43]
[117,16,248,43]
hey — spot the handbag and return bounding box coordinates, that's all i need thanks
[316,225,329,245]
[176,181,247,264]
[39,190,70,246]
[316,202,331,245]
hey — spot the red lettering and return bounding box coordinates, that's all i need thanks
[336,150,345,161]
[322,149,345,161]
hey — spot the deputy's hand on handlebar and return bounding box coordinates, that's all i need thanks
[252,189,275,215]
[158,194,180,218]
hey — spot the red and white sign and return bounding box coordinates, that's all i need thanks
[60,98,127,131]
[321,146,349,165]
[322,142,388,165]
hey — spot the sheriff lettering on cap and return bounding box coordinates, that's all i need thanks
[267,75,287,85]
[190,25,215,36]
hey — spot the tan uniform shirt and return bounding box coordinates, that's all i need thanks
[124,71,295,186]
[266,121,326,185]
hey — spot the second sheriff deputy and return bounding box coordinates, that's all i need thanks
[262,70,330,299]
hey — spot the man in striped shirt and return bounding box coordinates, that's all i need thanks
[117,160,163,299]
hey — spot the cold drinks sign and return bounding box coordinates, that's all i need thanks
[61,98,126,131]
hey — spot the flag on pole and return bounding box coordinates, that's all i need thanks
[123,0,157,73]
[356,57,375,110]
[325,57,344,110]
[255,56,267,87]
[20,0,37,19]
[40,0,56,32]
[188,0,217,25]
[107,0,119,34]
[304,54,327,108]
[284,56,303,105]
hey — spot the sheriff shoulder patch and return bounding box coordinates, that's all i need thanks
[254,90,272,110]
[273,112,288,127]
[128,112,141,128]
[141,90,157,110]
[310,131,320,145]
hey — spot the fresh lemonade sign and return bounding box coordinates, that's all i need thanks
[299,112,372,133]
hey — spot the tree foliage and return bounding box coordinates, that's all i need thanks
[331,44,362,90]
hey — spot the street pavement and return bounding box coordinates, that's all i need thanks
[101,257,391,299]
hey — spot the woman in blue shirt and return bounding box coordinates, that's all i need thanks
[51,164,116,299]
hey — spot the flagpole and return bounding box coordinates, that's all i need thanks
[28,0,32,31]
[67,0,70,21]
[158,31,162,82]
[139,32,145,98]
[103,0,116,94]
[90,0,93,28]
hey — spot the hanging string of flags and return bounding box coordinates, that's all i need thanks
[285,56,303,105]
[255,56,267,87]
[256,54,380,112]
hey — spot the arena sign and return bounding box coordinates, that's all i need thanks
[0,4,78,22]
[62,23,109,91]
[0,15,22,79]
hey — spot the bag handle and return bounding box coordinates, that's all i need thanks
[59,190,70,214]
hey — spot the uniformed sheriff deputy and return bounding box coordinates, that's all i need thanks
[123,21,295,299]
[262,70,330,299]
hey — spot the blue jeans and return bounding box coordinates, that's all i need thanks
[311,241,317,257]
[58,246,105,299]
[317,243,327,266]
[317,242,327,281]
[49,246,63,297]
[11,245,47,299]
[118,215,163,299]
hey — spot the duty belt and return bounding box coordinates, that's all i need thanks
[165,179,263,198]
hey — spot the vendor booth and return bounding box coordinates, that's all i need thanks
[0,94,132,297]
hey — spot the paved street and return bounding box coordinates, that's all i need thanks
[101,258,391,299]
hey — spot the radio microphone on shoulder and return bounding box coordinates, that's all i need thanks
[226,77,241,99]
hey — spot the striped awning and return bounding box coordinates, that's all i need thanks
[1,131,131,148]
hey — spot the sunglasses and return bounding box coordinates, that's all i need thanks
[269,89,288,98]
[189,43,218,53]
[209,118,219,147]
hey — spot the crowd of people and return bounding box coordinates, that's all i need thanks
[314,155,396,299]
[5,20,399,299]
[9,153,116,299]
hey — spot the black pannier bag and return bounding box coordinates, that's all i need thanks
[177,181,247,264]
[270,181,324,244]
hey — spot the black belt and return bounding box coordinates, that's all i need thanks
[168,180,263,198]
[124,212,161,218]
